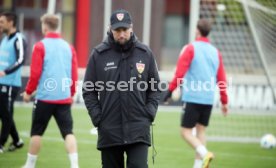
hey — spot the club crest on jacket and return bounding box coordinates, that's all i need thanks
[136,62,145,74]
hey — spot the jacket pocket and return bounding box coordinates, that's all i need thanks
[143,106,154,122]
[90,108,102,127]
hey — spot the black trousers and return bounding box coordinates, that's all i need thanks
[0,85,20,147]
[101,143,148,168]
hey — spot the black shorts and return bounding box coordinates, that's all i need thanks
[31,100,73,139]
[181,102,212,128]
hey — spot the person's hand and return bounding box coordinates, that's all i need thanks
[163,90,172,104]
[221,104,228,116]
[22,92,32,102]
[0,71,6,77]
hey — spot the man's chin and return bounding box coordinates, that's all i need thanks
[117,41,127,45]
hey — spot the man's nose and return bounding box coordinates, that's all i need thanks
[118,31,125,37]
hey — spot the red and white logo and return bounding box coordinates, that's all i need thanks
[136,63,145,74]
[116,13,124,21]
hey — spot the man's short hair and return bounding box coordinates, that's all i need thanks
[40,14,59,30]
[197,19,212,37]
[0,11,17,27]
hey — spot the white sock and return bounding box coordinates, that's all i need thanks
[23,153,37,168]
[193,159,203,168]
[196,145,208,158]
[68,153,79,168]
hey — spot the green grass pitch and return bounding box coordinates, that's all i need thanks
[0,105,276,168]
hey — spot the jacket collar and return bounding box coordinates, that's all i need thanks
[45,32,61,38]
[196,37,210,43]
[7,31,18,40]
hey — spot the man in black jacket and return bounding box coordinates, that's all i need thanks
[83,9,160,168]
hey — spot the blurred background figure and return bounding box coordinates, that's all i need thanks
[22,13,79,168]
[0,11,26,153]
[163,18,228,168]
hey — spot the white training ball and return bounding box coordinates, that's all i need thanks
[260,134,276,149]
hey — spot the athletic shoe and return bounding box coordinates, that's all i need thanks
[8,139,24,151]
[202,152,214,168]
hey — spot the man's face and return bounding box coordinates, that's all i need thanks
[0,16,12,34]
[111,27,133,45]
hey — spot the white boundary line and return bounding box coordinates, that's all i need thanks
[20,131,97,145]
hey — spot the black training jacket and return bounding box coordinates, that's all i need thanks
[83,33,161,149]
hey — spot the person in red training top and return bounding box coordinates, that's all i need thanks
[163,19,228,168]
[22,14,79,168]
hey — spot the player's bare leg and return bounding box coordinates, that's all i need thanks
[181,126,213,168]
[196,124,214,168]
[181,127,202,148]
[65,134,79,168]
[22,135,41,168]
